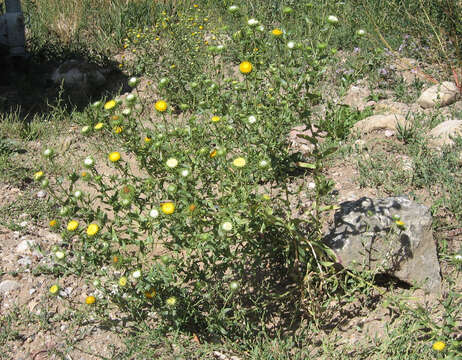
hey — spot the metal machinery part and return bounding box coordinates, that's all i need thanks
[0,0,26,57]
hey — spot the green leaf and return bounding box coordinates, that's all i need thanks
[320,261,335,267]
[321,146,338,157]
[319,204,340,212]
[296,133,318,145]
[296,162,316,169]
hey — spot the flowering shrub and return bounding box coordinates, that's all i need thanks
[39,5,350,337]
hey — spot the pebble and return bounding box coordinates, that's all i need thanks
[18,256,32,266]
[19,221,28,228]
[37,190,47,198]
[0,280,21,294]
[29,288,37,295]
[16,239,36,254]
[384,130,395,137]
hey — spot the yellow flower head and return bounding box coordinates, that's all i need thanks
[86,223,99,236]
[232,157,246,167]
[161,202,175,215]
[272,28,283,36]
[104,100,117,110]
[85,295,96,305]
[395,220,405,228]
[34,171,44,181]
[239,61,253,74]
[144,136,152,143]
[108,151,121,162]
[210,149,217,158]
[211,115,221,123]
[432,341,446,352]
[114,126,123,134]
[49,284,59,295]
[94,122,104,130]
[49,219,57,227]
[155,100,168,112]
[118,276,128,287]
[188,204,196,212]
[67,220,79,231]
[166,296,177,306]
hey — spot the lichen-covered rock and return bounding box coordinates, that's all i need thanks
[324,196,441,293]
[417,81,459,109]
[427,119,462,149]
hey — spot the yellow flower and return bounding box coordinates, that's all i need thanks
[86,223,99,236]
[232,157,246,167]
[395,220,405,228]
[432,341,446,351]
[49,219,57,227]
[166,296,177,306]
[114,126,123,134]
[34,171,44,181]
[108,151,121,162]
[145,289,156,299]
[85,295,96,305]
[239,61,253,74]
[209,149,217,158]
[118,276,128,287]
[161,202,175,215]
[155,100,168,112]
[67,220,79,231]
[49,284,59,295]
[272,28,283,36]
[188,204,196,212]
[144,136,152,143]
[211,115,221,122]
[104,100,117,110]
[94,122,104,130]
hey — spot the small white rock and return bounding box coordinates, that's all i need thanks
[18,256,32,266]
[16,239,36,254]
[0,280,21,295]
[37,190,47,198]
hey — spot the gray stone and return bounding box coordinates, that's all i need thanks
[427,119,462,149]
[0,280,20,294]
[353,114,407,134]
[324,196,441,293]
[417,81,459,109]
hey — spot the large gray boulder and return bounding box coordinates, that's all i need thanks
[324,196,441,293]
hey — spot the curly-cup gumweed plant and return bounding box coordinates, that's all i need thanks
[38,7,347,337]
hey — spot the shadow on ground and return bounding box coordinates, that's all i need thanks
[0,43,129,119]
